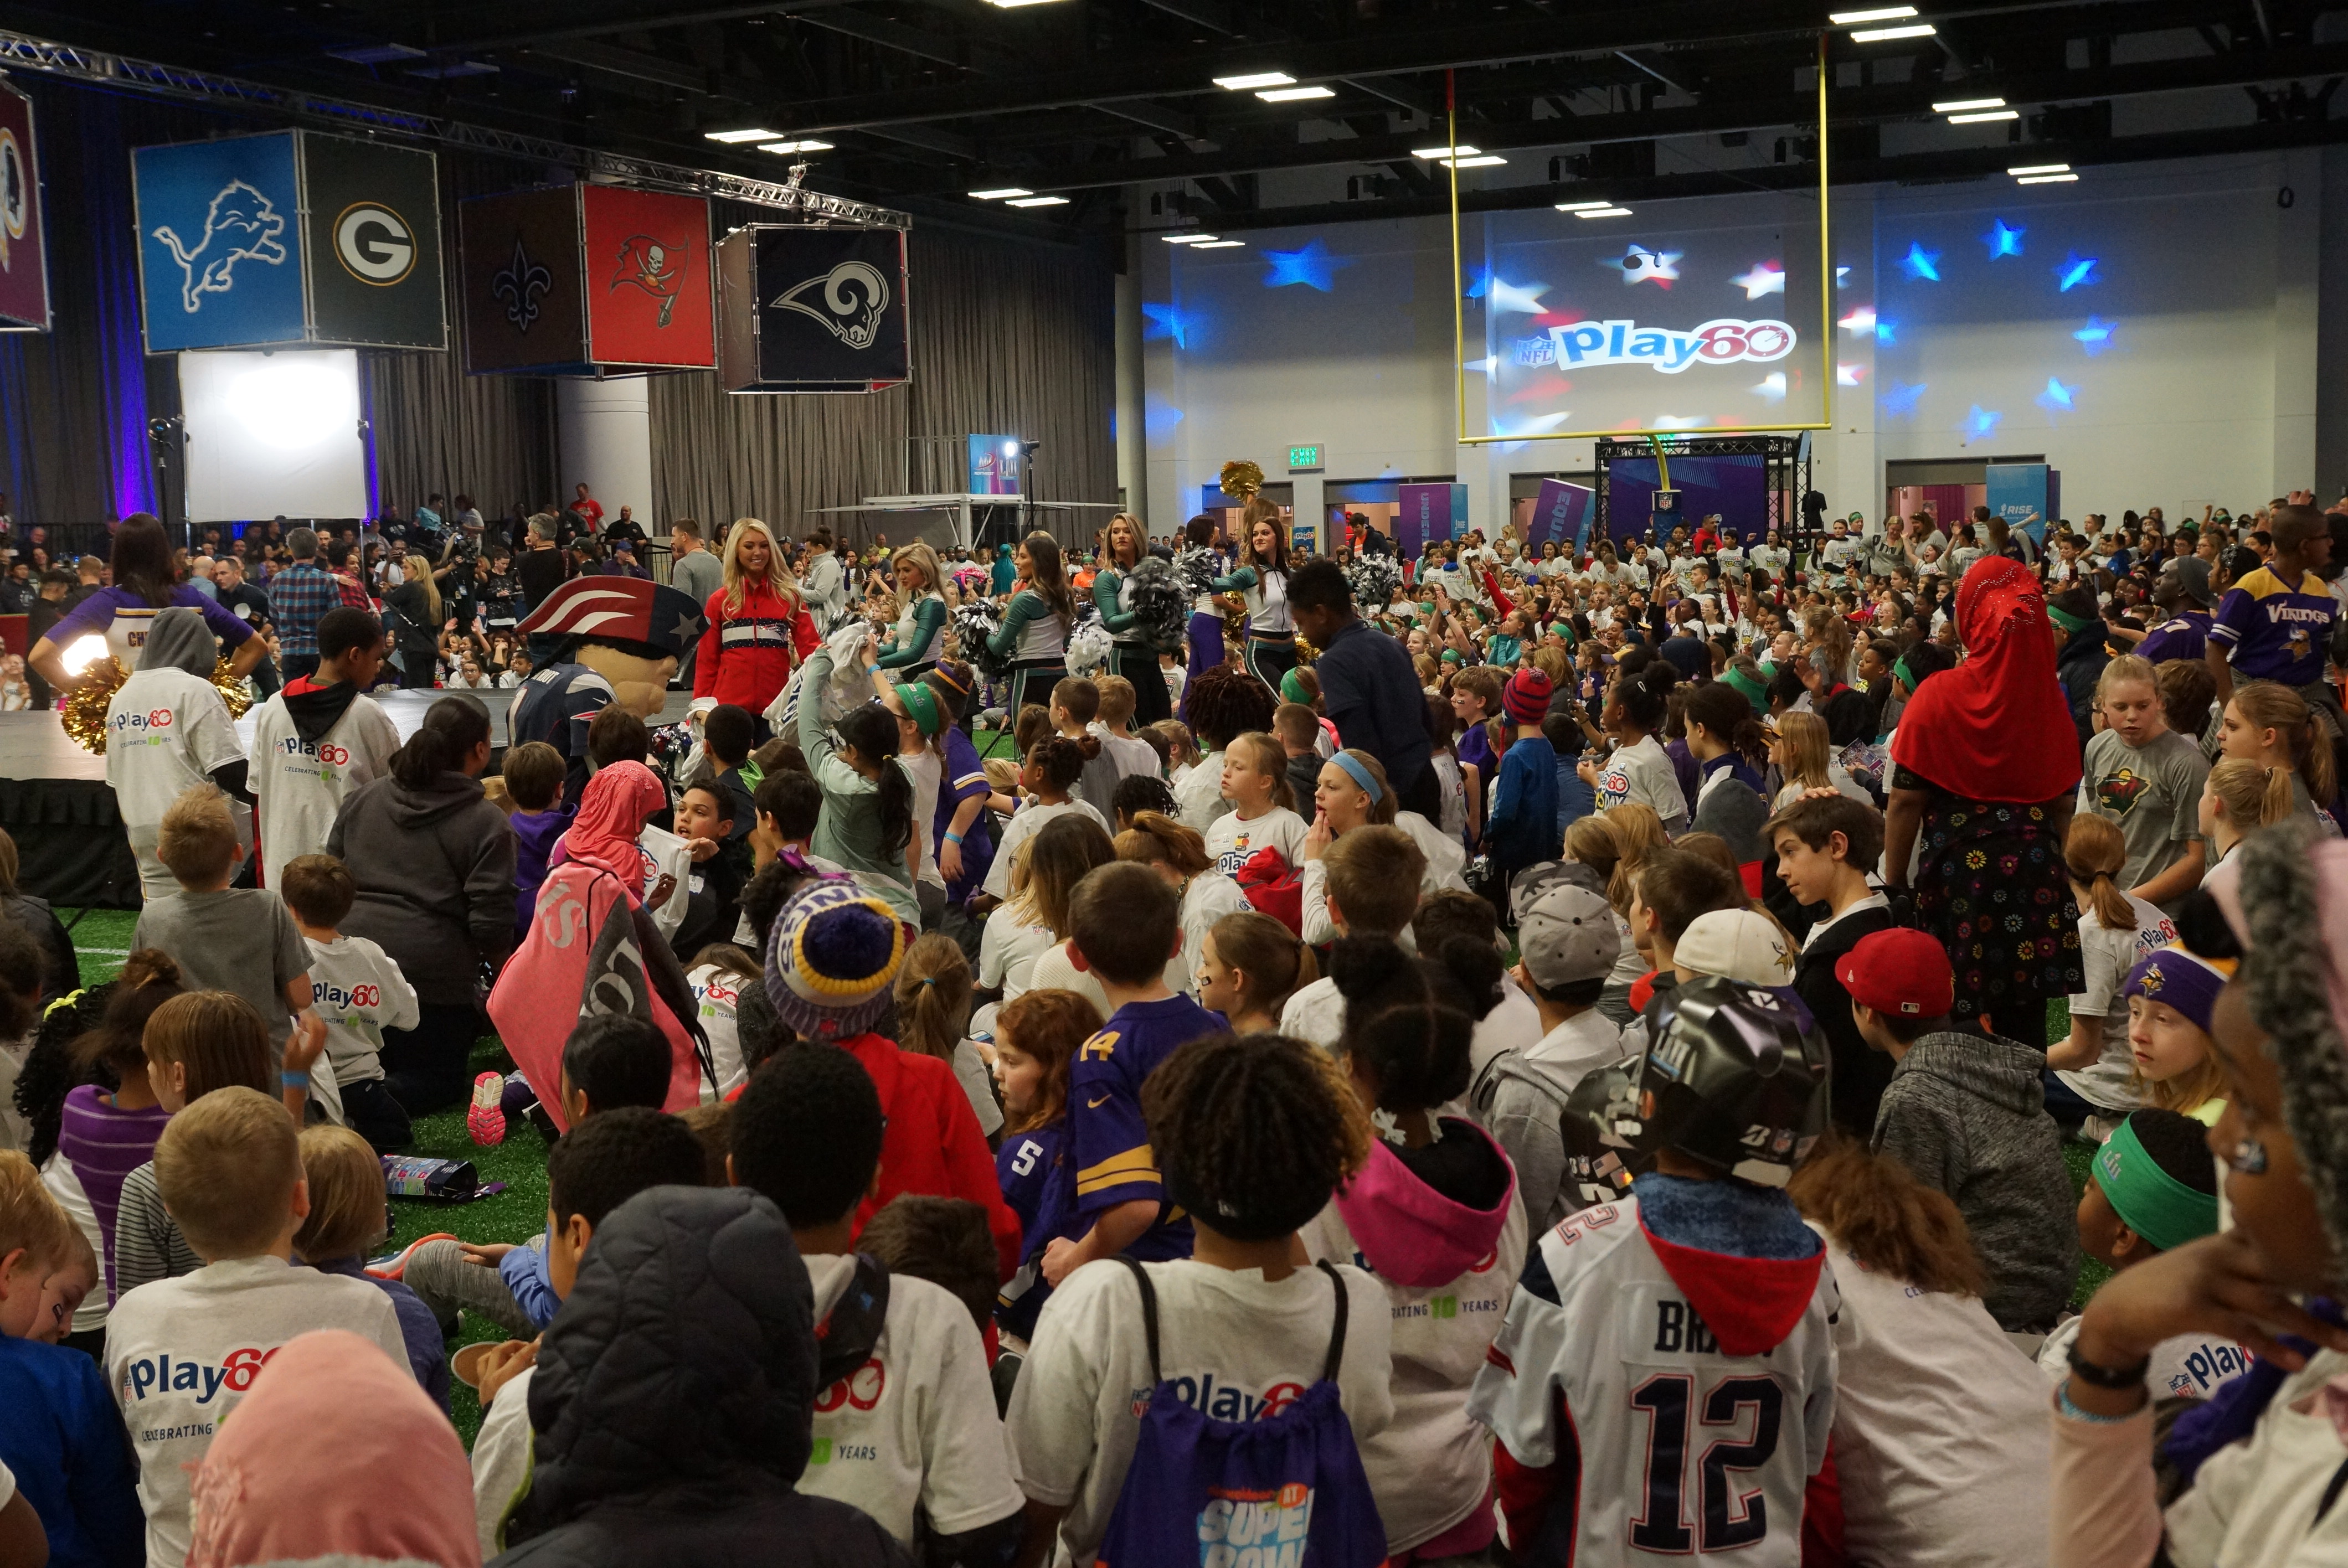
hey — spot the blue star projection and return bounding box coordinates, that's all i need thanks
[2073,316,2117,355]
[1900,243,1942,282]
[1144,396,1185,444]
[2035,378,2077,412]
[1881,381,1927,418]
[1140,301,1198,348]
[1874,317,1898,345]
[1961,405,2004,441]
[1984,220,2025,259]
[1261,237,1350,291]
[2056,252,2100,292]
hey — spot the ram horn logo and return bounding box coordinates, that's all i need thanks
[773,260,890,349]
[151,179,287,313]
[610,234,686,327]
[492,238,553,333]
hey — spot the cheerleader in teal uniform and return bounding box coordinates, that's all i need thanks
[872,540,948,681]
[1090,512,1172,728]
[987,531,1074,720]
[1212,497,1297,694]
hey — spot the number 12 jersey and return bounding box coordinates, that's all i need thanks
[1468,1195,1839,1566]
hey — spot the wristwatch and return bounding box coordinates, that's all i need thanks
[2064,1340,2151,1389]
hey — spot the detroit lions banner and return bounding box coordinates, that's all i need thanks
[302,133,446,349]
[717,223,909,393]
[0,82,50,332]
[133,131,307,352]
[581,185,713,368]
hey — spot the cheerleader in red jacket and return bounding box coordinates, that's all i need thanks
[693,517,818,726]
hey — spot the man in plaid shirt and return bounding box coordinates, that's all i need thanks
[269,526,342,682]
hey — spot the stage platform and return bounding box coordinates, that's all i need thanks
[0,689,701,909]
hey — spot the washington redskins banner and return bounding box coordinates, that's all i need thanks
[0,81,49,332]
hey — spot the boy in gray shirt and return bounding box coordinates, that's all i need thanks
[2076,653,2209,908]
[131,783,325,1071]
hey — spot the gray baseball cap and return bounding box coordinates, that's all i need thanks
[2165,555,2215,608]
[1518,884,1621,991]
[1509,859,1607,924]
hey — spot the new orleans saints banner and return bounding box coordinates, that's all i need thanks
[459,183,714,373]
[0,81,50,332]
[717,223,909,393]
[459,186,589,373]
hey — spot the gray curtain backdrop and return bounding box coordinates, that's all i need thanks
[648,221,1116,543]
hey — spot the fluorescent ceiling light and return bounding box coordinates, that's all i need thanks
[1947,109,2018,123]
[1161,233,1218,243]
[1214,71,1294,89]
[1443,154,1507,168]
[1006,194,1069,207]
[1828,4,1917,20]
[705,128,782,143]
[1193,240,1245,248]
[1555,200,1616,211]
[1257,85,1335,101]
[758,140,832,154]
[2017,173,2079,184]
[1574,206,1634,218]
[2007,162,2070,176]
[1931,96,2004,112]
[1851,23,1936,40]
[969,187,1034,199]
[1411,144,1480,158]
[986,0,1067,8]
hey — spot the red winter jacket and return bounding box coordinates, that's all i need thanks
[693,580,818,716]
[839,1031,1023,1281]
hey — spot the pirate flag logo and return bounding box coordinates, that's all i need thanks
[611,234,687,327]
[774,259,890,350]
[492,238,552,333]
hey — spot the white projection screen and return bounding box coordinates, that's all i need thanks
[179,349,367,522]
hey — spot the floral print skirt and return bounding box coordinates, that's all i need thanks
[1912,797,2083,1019]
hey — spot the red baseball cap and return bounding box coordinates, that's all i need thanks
[1835,927,1954,1018]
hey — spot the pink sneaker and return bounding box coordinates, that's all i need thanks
[467,1071,508,1147]
[365,1232,457,1281]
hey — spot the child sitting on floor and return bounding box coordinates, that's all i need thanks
[293,1125,447,1406]
[277,853,418,1153]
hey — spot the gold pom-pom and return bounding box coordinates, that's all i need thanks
[1218,460,1264,501]
[210,657,254,722]
[60,659,126,755]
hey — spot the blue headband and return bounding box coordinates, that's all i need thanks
[1331,751,1383,804]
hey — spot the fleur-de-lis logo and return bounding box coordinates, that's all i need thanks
[492,238,552,333]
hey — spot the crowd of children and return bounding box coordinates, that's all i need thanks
[4,492,2348,1568]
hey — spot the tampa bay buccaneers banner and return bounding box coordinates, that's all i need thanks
[718,223,909,393]
[583,185,713,368]
[0,81,50,332]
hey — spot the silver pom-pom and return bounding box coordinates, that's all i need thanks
[952,599,1011,680]
[1125,555,1191,652]
[1175,545,1221,599]
[1344,552,1404,612]
[1068,620,1114,679]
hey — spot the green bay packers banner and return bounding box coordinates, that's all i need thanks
[0,80,50,332]
[130,128,445,351]
[301,133,445,349]
[717,223,909,393]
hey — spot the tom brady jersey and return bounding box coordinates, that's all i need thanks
[1468,1195,1838,1566]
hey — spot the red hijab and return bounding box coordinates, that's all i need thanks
[565,759,666,900]
[1890,555,2081,803]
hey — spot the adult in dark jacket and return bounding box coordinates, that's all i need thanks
[328,694,514,1112]
[492,1185,913,1568]
[2048,586,2111,750]
[0,831,76,1004]
[1286,558,1439,821]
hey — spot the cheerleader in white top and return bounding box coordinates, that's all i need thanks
[872,540,949,681]
[1212,497,1297,694]
[986,532,1076,720]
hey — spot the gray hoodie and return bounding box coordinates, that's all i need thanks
[327,770,516,1007]
[1871,1030,2077,1331]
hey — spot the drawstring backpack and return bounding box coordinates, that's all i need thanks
[1095,1257,1386,1568]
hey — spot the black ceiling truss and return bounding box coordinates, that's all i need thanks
[0,0,2338,234]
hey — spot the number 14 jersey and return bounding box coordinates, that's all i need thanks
[1467,1195,1839,1566]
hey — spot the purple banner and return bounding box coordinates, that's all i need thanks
[1397,482,1453,558]
[1525,479,1594,554]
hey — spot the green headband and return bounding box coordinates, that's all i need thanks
[892,682,945,737]
[2094,1117,2219,1253]
[1280,668,1312,705]
[2047,603,2096,633]
[1892,654,1918,692]
[1721,667,1767,708]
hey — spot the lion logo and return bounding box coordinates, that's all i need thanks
[151,180,287,312]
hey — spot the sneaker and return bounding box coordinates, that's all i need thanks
[365,1231,457,1282]
[467,1071,508,1147]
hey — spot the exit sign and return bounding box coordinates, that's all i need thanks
[1287,443,1324,472]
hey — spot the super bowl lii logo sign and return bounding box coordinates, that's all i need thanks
[1511,317,1795,374]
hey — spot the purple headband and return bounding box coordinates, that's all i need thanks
[2123,946,2235,1035]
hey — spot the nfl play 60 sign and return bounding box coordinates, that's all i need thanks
[130,128,446,352]
[0,79,51,332]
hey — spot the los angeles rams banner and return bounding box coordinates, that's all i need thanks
[131,129,446,352]
[0,81,51,332]
[717,223,909,393]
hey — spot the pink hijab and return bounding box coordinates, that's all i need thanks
[562,759,667,900]
[186,1329,477,1567]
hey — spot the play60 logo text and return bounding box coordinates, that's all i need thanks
[1514,317,1795,374]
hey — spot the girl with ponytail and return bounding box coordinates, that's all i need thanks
[1193,910,1315,1033]
[798,694,920,927]
[1297,932,1524,1560]
[892,933,1002,1138]
[1112,811,1249,998]
[2218,680,2342,838]
[2047,814,2180,1124]
[1580,662,1689,835]
[2198,756,2286,873]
